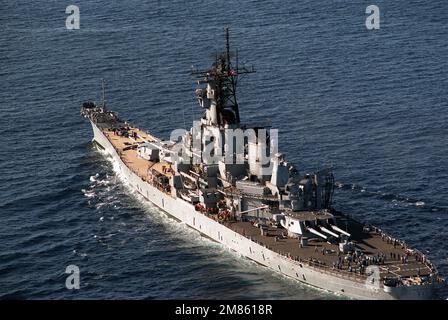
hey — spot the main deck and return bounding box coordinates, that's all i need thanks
[100,126,173,181]
[97,122,439,287]
[224,218,432,284]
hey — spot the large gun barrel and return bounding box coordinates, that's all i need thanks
[330,225,351,237]
[320,226,339,238]
[308,227,328,240]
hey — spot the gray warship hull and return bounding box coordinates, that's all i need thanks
[89,120,437,300]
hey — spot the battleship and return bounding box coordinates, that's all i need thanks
[81,29,444,299]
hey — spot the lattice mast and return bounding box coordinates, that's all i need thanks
[193,28,255,127]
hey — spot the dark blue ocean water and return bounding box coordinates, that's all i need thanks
[1,0,447,299]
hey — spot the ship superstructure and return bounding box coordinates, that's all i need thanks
[81,29,444,299]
